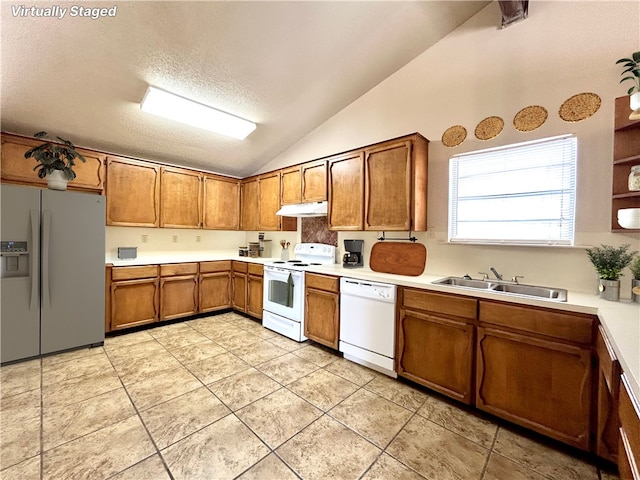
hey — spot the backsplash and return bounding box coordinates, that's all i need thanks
[301,217,337,246]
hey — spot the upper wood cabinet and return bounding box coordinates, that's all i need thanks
[256,171,296,231]
[281,160,327,205]
[328,151,365,230]
[106,156,161,227]
[259,171,282,230]
[241,176,259,231]
[1,133,105,193]
[365,135,428,231]
[302,160,327,203]
[280,165,302,205]
[160,166,203,228]
[328,133,428,231]
[203,174,240,230]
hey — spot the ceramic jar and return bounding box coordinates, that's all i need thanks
[629,165,640,191]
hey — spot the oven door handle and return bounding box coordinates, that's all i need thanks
[287,272,294,307]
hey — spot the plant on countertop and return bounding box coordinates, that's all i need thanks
[630,255,640,280]
[586,244,637,280]
[24,131,86,181]
[616,51,640,95]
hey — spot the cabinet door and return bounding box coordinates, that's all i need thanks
[160,166,203,228]
[328,151,364,230]
[203,175,240,230]
[364,140,411,231]
[476,326,592,450]
[246,274,263,319]
[596,326,621,462]
[160,275,198,320]
[111,278,159,330]
[304,287,339,349]
[302,160,327,202]
[199,272,231,313]
[241,177,259,231]
[259,171,281,231]
[232,272,247,311]
[106,157,161,226]
[1,134,105,192]
[396,309,474,404]
[280,166,302,205]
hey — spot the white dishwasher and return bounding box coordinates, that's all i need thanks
[339,277,397,378]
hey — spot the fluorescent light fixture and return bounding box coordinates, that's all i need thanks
[140,86,256,140]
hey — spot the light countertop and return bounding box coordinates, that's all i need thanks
[106,252,640,402]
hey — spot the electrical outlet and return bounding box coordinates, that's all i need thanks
[141,235,148,243]
[196,235,201,243]
[172,235,178,243]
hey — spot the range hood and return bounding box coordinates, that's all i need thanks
[276,201,328,217]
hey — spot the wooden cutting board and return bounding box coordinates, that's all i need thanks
[370,242,427,276]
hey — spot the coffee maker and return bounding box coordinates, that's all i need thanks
[342,239,364,268]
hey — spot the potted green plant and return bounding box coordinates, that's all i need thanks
[24,131,86,190]
[630,255,640,304]
[586,244,637,301]
[616,51,640,119]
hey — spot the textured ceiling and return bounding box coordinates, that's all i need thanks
[1,1,489,177]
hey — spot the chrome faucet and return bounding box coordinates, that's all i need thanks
[489,267,503,281]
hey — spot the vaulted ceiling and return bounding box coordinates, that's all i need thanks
[1,1,490,177]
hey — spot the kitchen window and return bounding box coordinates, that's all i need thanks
[448,134,577,245]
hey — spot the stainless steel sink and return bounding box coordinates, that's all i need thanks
[433,277,494,289]
[432,277,567,302]
[491,283,568,301]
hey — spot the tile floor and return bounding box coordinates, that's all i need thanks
[1,312,619,480]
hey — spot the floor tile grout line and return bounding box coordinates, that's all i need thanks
[104,347,177,480]
[478,421,501,480]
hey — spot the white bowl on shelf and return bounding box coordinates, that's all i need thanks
[617,208,640,229]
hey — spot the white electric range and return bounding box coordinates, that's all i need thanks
[262,243,336,341]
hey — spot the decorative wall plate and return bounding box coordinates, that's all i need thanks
[475,116,504,140]
[442,125,467,147]
[513,105,548,132]
[559,93,601,122]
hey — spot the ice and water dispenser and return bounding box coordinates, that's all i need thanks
[0,241,30,278]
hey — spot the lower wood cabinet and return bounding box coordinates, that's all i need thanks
[618,374,640,480]
[476,301,595,451]
[160,263,198,321]
[246,264,264,319]
[396,288,476,404]
[199,261,231,313]
[304,273,340,349]
[596,325,621,462]
[232,261,248,312]
[109,265,159,331]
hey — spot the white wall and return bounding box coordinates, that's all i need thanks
[257,1,640,295]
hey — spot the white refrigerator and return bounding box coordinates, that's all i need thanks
[1,184,105,364]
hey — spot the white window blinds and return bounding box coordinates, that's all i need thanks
[448,135,577,245]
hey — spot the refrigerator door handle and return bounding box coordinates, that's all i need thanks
[29,209,39,311]
[42,210,51,309]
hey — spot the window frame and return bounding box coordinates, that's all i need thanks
[447,134,578,246]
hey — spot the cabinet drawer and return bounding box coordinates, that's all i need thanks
[112,265,158,281]
[402,288,476,320]
[479,301,595,345]
[306,273,339,293]
[200,261,231,273]
[619,375,640,471]
[232,261,248,273]
[248,263,264,276]
[596,325,621,394]
[160,263,198,276]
